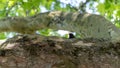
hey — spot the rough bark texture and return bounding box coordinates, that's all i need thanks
[0,35,120,68]
[0,11,120,68]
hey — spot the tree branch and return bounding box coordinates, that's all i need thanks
[0,11,119,42]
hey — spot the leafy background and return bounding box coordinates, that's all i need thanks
[0,0,119,39]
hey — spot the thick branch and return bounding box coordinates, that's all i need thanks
[0,35,120,68]
[0,11,120,42]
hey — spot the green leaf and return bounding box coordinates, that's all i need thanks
[97,3,105,15]
[0,33,6,39]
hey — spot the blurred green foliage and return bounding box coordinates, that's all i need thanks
[97,0,120,27]
[0,0,119,39]
[0,33,6,39]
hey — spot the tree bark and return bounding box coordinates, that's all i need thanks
[0,35,120,68]
[0,11,120,68]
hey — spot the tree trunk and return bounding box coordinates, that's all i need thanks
[0,35,120,68]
